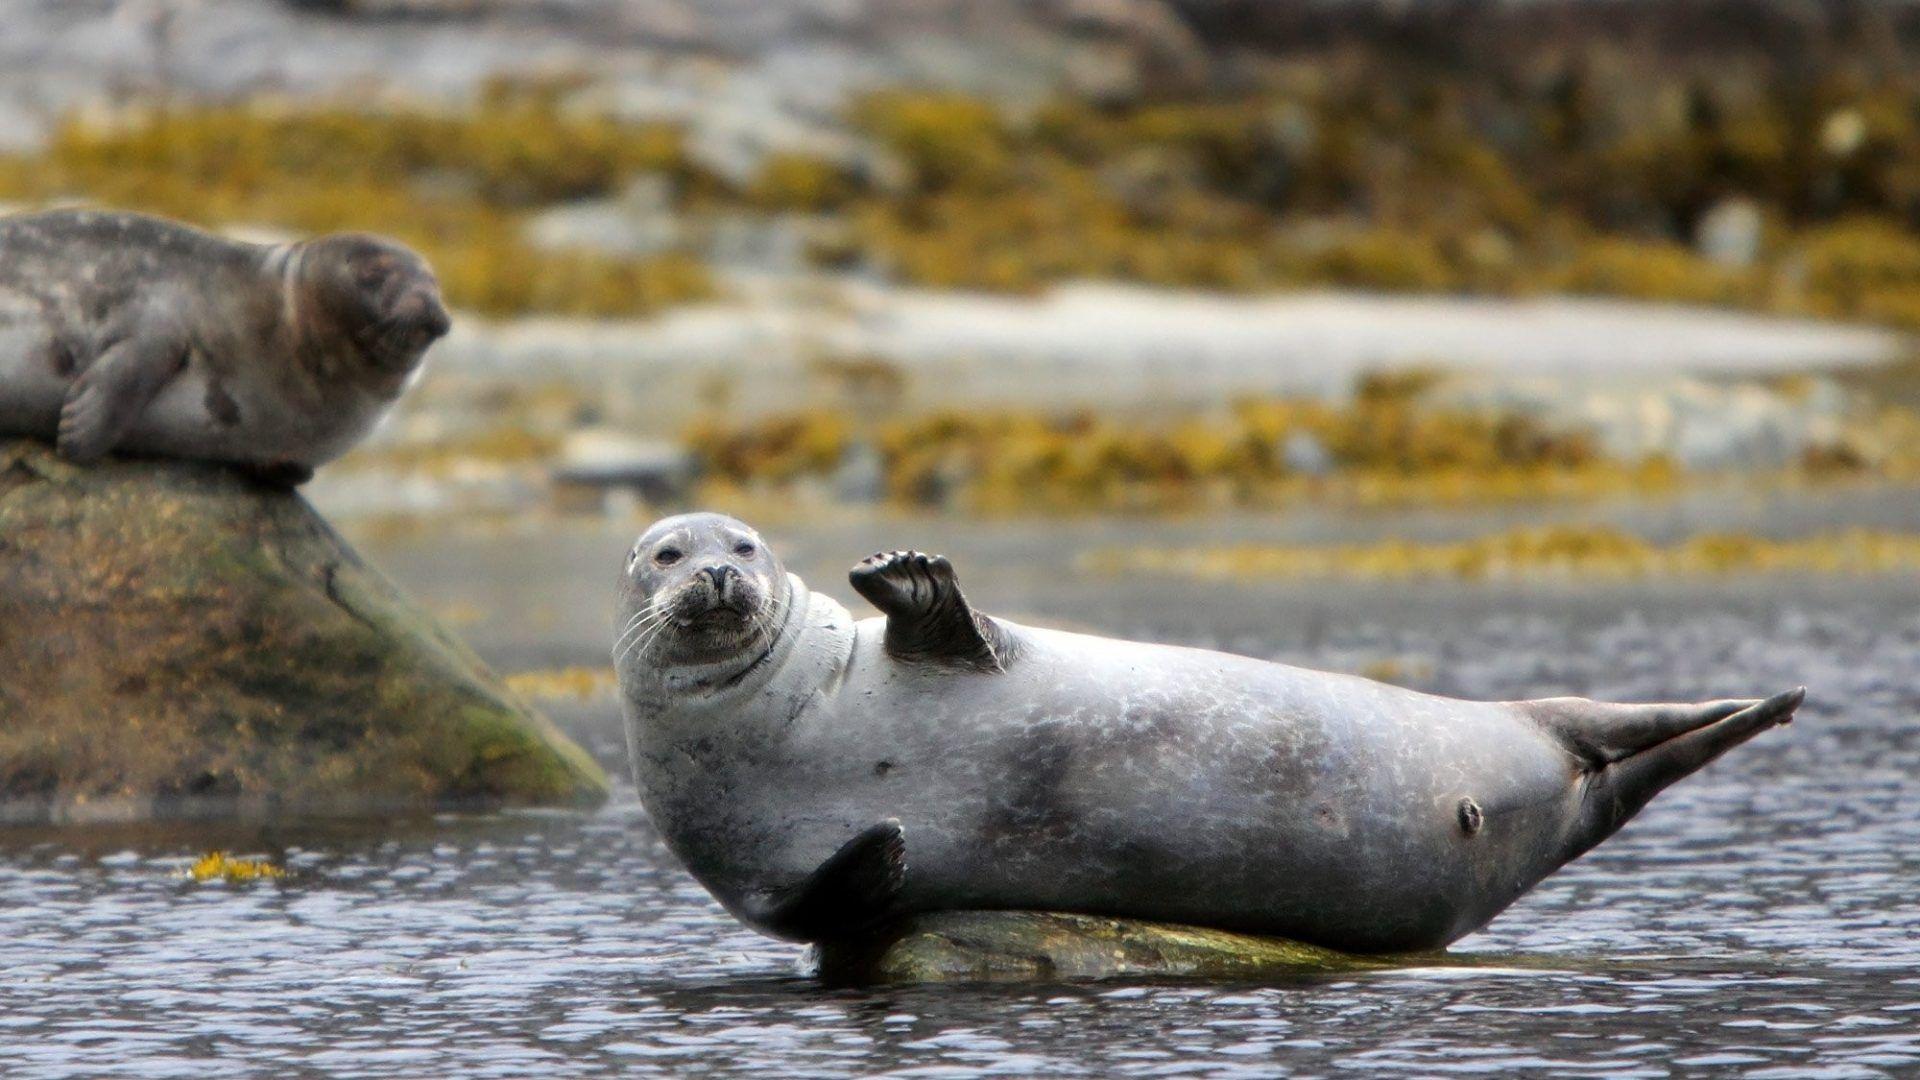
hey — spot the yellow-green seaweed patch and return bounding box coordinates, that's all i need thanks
[184,851,285,883]
[1084,525,1920,581]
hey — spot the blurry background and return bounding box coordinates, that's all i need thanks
[6,6,1920,1073]
[6,0,1920,690]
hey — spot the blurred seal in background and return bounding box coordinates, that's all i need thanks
[0,209,449,485]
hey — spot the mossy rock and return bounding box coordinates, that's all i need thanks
[0,439,608,823]
[816,911,1403,985]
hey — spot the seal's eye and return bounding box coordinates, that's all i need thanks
[733,541,756,557]
[356,265,389,289]
[655,547,683,566]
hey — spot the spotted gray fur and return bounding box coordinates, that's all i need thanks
[614,513,1805,953]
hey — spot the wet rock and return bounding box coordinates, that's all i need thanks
[1281,430,1334,476]
[815,911,1394,985]
[1697,197,1765,269]
[523,177,682,259]
[830,442,887,503]
[0,439,609,824]
[1432,372,1857,470]
[552,428,696,509]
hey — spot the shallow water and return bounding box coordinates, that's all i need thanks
[4,516,1919,1077]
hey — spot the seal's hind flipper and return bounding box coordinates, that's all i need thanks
[57,330,188,463]
[743,819,907,942]
[1531,687,1806,864]
[1522,689,1801,769]
[849,550,1011,671]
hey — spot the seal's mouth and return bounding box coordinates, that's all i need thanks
[357,288,451,373]
[676,603,752,629]
[637,575,780,666]
[355,321,431,372]
[670,580,767,628]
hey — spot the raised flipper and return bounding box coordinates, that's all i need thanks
[849,550,1012,671]
[739,819,907,942]
[1526,687,1806,862]
[57,321,189,463]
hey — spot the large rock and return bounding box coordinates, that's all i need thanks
[815,911,1396,985]
[0,440,608,823]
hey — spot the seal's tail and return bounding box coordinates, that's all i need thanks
[1523,687,1805,863]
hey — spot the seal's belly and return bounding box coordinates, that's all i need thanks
[761,625,1575,948]
[123,361,378,468]
[0,320,278,464]
[119,367,250,461]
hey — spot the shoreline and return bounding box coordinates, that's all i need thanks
[419,284,1909,428]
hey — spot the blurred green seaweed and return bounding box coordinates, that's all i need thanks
[3,63,1919,323]
[0,81,716,317]
[681,369,1920,514]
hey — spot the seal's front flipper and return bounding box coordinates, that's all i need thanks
[57,331,188,463]
[1538,687,1805,863]
[743,819,907,942]
[849,550,1011,671]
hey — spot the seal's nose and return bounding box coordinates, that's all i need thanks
[392,286,451,341]
[416,292,452,339]
[703,565,735,591]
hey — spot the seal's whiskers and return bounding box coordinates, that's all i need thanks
[613,606,668,651]
[613,607,673,660]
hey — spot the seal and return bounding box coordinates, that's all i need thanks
[614,513,1805,953]
[0,209,450,484]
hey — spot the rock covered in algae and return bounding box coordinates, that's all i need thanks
[0,439,608,823]
[815,911,1397,985]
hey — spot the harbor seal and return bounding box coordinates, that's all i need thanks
[0,209,450,484]
[614,512,1805,953]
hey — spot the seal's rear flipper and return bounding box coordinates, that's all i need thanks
[743,819,907,942]
[1539,687,1805,863]
[850,550,1011,671]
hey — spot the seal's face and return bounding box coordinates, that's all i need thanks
[617,513,789,671]
[303,233,452,374]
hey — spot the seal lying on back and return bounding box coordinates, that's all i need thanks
[0,209,450,484]
[614,513,1804,954]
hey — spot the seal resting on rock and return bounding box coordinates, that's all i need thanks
[0,209,450,485]
[613,512,1805,954]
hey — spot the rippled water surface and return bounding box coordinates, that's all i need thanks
[4,515,1918,1077]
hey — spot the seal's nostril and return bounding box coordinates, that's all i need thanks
[703,565,732,589]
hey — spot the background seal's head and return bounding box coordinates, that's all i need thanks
[615,513,791,673]
[292,232,451,380]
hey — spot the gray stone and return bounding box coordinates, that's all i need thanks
[523,177,683,259]
[552,428,696,505]
[1281,430,1334,476]
[815,911,1398,985]
[830,441,887,503]
[1697,197,1765,269]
